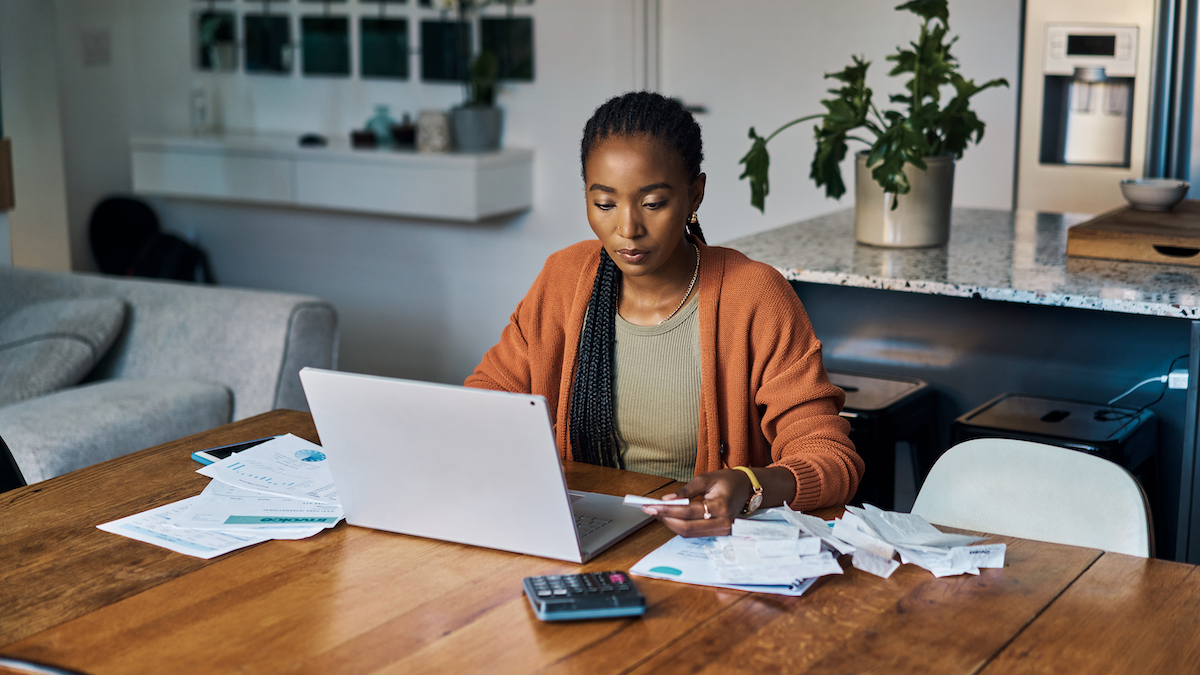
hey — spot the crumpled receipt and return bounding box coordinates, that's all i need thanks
[835,504,1005,578]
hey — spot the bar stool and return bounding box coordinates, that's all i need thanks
[950,393,1159,509]
[828,370,938,511]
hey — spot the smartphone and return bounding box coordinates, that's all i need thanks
[190,436,277,465]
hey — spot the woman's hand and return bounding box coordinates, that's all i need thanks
[640,469,753,537]
[639,466,797,537]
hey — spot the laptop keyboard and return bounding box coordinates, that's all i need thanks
[575,516,612,538]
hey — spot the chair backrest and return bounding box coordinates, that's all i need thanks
[911,438,1153,557]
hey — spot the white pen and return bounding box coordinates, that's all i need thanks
[623,494,690,507]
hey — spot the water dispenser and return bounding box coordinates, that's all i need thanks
[1039,25,1138,168]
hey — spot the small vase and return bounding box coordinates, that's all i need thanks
[366,104,397,148]
[451,106,504,152]
[854,152,955,248]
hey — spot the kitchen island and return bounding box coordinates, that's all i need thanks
[723,208,1200,562]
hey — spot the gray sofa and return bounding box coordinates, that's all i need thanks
[0,266,338,484]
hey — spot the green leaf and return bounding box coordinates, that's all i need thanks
[738,0,1006,211]
[808,55,873,200]
[738,127,771,213]
[895,0,948,24]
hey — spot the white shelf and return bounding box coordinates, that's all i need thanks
[130,132,533,222]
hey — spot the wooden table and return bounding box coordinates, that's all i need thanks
[2,410,1198,674]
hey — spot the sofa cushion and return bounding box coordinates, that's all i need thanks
[0,298,127,407]
[0,378,231,483]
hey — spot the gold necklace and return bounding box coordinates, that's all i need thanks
[658,243,700,325]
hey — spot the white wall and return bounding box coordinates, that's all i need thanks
[53,0,137,272]
[123,0,646,384]
[660,0,1021,240]
[38,0,1024,385]
[0,0,73,271]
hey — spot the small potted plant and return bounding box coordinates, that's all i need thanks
[739,0,1007,247]
[452,50,503,152]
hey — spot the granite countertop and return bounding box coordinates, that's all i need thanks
[721,207,1200,319]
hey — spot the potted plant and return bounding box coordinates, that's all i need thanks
[452,50,503,151]
[739,0,1008,247]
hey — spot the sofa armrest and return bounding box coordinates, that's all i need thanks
[0,268,339,420]
[274,301,339,412]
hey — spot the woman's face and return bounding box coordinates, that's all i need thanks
[584,134,705,282]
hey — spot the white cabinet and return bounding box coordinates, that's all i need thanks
[130,133,533,222]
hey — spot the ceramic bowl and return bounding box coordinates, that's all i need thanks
[1120,178,1189,211]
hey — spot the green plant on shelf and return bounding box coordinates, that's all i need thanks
[738,0,1008,212]
[466,51,499,107]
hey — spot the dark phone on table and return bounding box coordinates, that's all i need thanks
[190,436,276,465]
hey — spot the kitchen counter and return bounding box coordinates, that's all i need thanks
[723,206,1200,564]
[722,208,1200,319]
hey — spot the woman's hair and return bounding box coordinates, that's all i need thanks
[569,91,706,469]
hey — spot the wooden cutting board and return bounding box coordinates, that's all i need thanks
[1067,200,1200,266]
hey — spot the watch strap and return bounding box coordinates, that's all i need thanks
[732,466,764,513]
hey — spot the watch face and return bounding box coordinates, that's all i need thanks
[747,492,763,513]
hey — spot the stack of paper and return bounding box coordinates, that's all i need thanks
[98,434,344,559]
[833,504,1005,579]
[629,505,848,596]
[630,502,1006,595]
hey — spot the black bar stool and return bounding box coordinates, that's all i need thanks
[828,370,938,511]
[950,393,1159,509]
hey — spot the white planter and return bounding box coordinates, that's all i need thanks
[854,152,955,248]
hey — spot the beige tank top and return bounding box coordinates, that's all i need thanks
[612,292,701,482]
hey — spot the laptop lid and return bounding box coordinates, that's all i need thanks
[299,368,648,563]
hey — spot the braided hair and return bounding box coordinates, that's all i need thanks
[569,91,706,469]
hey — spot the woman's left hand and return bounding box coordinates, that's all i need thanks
[639,469,754,537]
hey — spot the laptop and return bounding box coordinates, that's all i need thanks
[298,368,655,563]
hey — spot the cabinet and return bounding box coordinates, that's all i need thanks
[130,133,533,222]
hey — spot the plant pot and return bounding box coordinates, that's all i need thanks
[854,152,955,248]
[452,106,503,152]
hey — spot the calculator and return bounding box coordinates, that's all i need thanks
[522,571,647,621]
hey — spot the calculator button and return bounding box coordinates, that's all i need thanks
[537,590,552,597]
[553,589,568,596]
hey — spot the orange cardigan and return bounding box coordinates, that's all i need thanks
[465,239,863,511]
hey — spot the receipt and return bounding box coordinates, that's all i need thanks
[832,513,895,560]
[850,504,985,548]
[852,550,901,579]
[756,537,822,557]
[623,495,689,507]
[731,519,801,539]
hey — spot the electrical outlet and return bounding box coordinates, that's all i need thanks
[1169,369,1189,389]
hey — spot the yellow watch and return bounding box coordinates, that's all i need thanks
[733,466,764,514]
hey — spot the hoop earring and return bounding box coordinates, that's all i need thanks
[688,211,698,224]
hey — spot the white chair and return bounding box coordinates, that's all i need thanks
[911,438,1153,557]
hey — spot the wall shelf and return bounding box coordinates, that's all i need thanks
[130,132,533,222]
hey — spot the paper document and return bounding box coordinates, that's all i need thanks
[197,434,338,503]
[630,535,823,596]
[98,498,274,559]
[849,504,985,548]
[177,480,344,529]
[838,504,1003,578]
[624,495,689,507]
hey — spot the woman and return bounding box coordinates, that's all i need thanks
[466,91,862,537]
